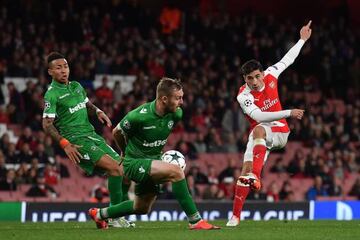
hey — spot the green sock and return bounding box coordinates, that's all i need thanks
[101,200,135,219]
[172,179,202,224]
[121,179,131,201]
[108,176,123,206]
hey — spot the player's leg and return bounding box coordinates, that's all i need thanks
[95,136,135,227]
[227,161,252,227]
[227,126,268,227]
[89,168,160,225]
[150,160,220,230]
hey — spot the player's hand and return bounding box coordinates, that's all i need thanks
[97,111,112,127]
[290,109,305,120]
[64,144,83,164]
[300,20,312,41]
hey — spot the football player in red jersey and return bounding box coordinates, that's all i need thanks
[227,21,312,226]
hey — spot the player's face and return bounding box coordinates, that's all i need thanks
[244,70,264,91]
[165,88,184,113]
[48,59,70,84]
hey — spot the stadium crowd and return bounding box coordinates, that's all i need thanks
[0,0,359,201]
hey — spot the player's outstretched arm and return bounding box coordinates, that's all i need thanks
[42,118,83,164]
[86,101,112,127]
[267,20,312,78]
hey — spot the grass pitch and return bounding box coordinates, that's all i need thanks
[1,220,359,240]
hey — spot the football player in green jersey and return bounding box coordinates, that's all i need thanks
[42,52,133,228]
[89,78,220,230]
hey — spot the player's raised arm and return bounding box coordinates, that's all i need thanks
[267,20,312,78]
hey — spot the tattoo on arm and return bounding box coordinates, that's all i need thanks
[113,128,128,154]
[86,101,100,116]
[42,118,62,142]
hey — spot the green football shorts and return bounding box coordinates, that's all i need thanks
[122,157,161,196]
[68,133,120,175]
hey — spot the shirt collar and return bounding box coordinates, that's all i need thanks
[51,80,69,89]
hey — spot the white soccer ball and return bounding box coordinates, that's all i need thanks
[161,150,186,171]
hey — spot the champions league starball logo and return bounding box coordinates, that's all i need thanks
[244,99,252,107]
[123,120,131,129]
[44,101,51,110]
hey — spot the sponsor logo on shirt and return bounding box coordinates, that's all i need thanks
[261,98,279,111]
[69,100,87,114]
[59,93,70,99]
[142,139,167,147]
[143,125,156,130]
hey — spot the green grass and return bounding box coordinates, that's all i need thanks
[1,220,360,240]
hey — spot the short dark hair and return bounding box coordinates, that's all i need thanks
[241,59,263,76]
[156,77,182,98]
[46,52,65,66]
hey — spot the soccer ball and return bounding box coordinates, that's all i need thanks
[161,150,186,171]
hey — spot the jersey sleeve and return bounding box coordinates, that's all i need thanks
[236,93,258,116]
[265,39,305,78]
[117,112,139,137]
[43,91,57,118]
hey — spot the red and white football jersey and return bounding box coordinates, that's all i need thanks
[237,66,290,133]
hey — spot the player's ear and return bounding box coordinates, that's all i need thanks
[48,68,52,76]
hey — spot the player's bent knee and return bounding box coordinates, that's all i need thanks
[253,126,266,138]
[169,165,184,182]
[107,164,123,177]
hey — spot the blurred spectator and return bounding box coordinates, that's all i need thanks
[206,165,219,185]
[0,151,7,180]
[0,133,11,153]
[328,176,343,196]
[43,163,60,186]
[113,81,124,103]
[33,143,50,164]
[16,127,37,151]
[0,169,17,191]
[270,157,287,173]
[218,158,237,183]
[306,176,328,200]
[186,165,208,184]
[17,143,33,164]
[15,162,29,184]
[95,76,113,104]
[54,155,70,178]
[266,181,280,202]
[90,180,109,203]
[349,178,360,200]
[44,136,55,158]
[5,143,19,163]
[279,180,294,201]
[175,140,197,160]
[186,175,201,200]
[221,101,248,139]
[193,132,207,154]
[26,175,57,198]
[159,3,182,34]
[203,183,224,200]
